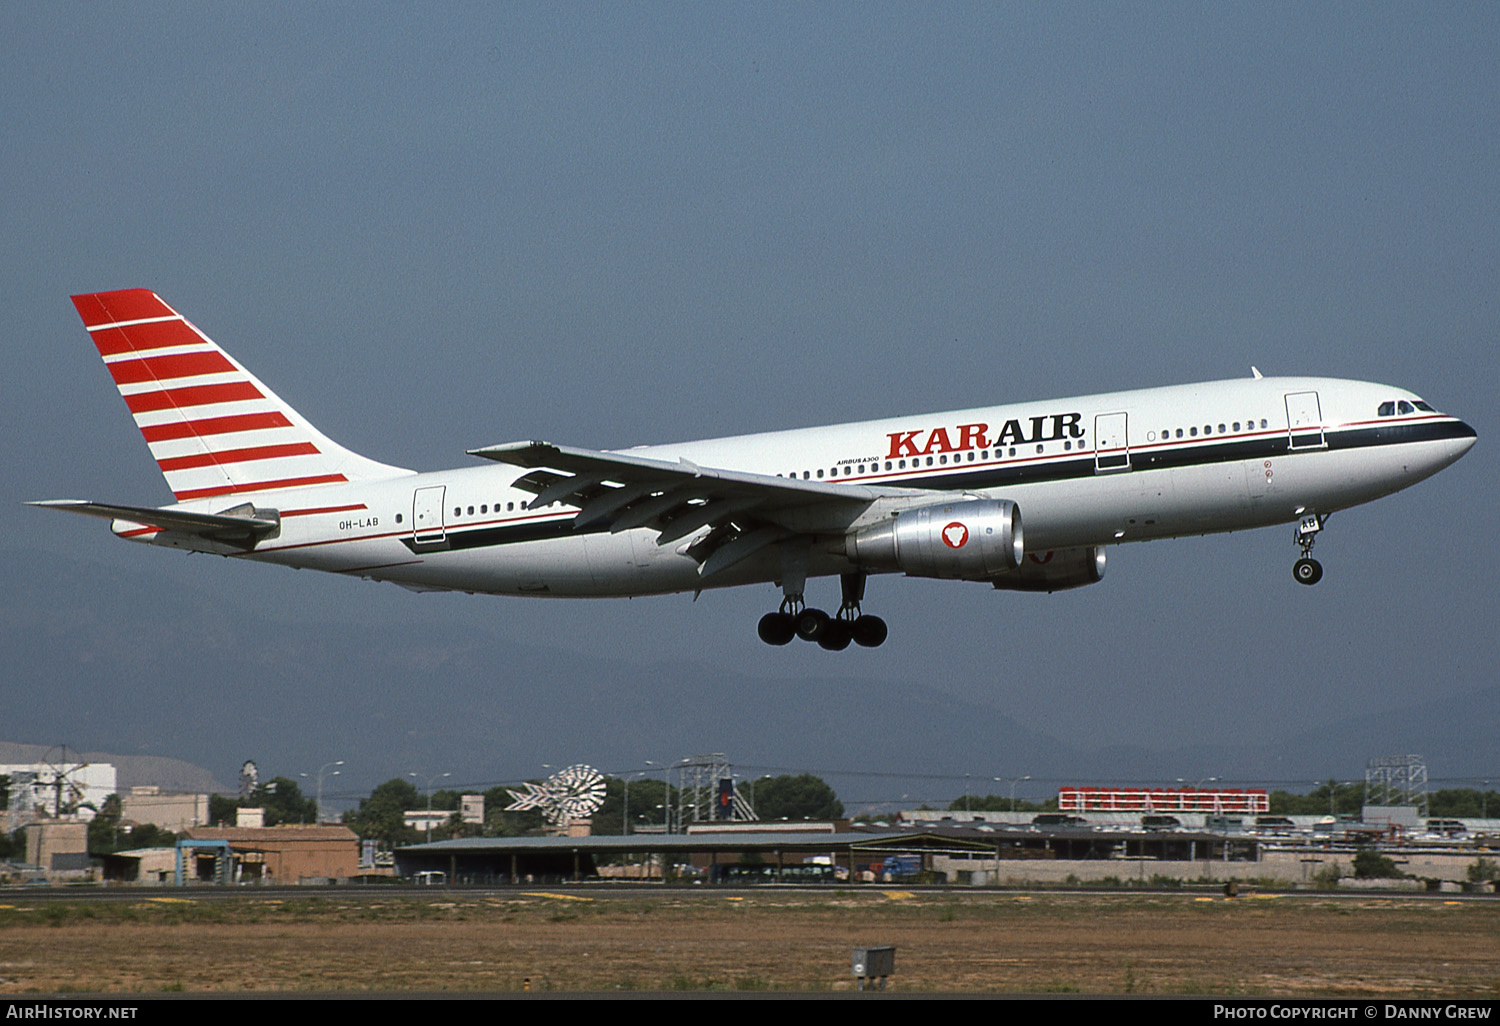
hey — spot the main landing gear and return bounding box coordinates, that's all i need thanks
[757,572,888,649]
[1292,513,1327,586]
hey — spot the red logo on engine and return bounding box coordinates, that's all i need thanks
[942,522,969,548]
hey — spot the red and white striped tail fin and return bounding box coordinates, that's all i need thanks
[72,289,410,503]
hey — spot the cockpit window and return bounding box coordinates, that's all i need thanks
[1414,400,1435,412]
[1397,400,1415,414]
[1378,401,1396,417]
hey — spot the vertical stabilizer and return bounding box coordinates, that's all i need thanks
[71,289,411,503]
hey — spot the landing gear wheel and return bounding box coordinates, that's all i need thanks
[794,608,830,641]
[817,619,853,651]
[757,612,795,645]
[1293,557,1323,586]
[851,615,888,648]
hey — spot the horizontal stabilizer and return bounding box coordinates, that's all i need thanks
[26,499,280,546]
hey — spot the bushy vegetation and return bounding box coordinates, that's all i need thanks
[207,777,317,827]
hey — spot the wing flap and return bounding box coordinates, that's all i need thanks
[470,440,934,576]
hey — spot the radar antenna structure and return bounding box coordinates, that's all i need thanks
[36,745,89,818]
[673,754,755,827]
[1365,754,1429,817]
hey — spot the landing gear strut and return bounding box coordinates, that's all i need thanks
[757,572,887,649]
[1292,513,1326,586]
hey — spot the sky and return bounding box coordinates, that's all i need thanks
[3,3,1496,807]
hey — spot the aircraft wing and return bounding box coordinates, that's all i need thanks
[26,499,280,547]
[468,440,926,577]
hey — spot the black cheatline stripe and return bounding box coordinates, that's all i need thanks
[400,517,609,554]
[902,419,1472,493]
[403,420,1473,551]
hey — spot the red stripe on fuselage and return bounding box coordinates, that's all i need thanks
[281,504,368,517]
[156,442,321,472]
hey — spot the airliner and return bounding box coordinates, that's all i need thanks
[32,289,1476,650]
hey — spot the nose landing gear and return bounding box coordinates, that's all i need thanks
[1292,513,1327,586]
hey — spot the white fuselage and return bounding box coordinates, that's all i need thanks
[127,375,1475,599]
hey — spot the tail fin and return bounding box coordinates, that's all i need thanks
[71,289,411,503]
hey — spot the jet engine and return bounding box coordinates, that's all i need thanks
[845,499,1023,581]
[989,546,1106,592]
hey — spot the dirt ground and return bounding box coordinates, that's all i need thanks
[0,890,1496,996]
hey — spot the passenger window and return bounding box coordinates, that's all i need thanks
[816,469,824,479]
[1190,427,1198,437]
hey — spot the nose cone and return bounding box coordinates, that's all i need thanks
[1436,419,1477,472]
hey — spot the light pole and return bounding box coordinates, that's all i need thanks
[622,771,647,836]
[301,760,344,824]
[1009,775,1031,812]
[409,771,451,841]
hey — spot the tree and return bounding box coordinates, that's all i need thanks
[1352,848,1404,879]
[87,793,124,855]
[1268,781,1363,817]
[946,794,1057,814]
[750,774,842,821]
[207,776,317,826]
[255,778,319,825]
[343,778,422,845]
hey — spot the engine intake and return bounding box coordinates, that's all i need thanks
[846,499,1023,581]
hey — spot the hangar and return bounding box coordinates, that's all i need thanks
[395,823,1260,885]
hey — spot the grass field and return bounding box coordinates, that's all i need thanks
[1,890,1496,995]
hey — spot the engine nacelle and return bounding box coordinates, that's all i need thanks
[845,499,1023,581]
[990,546,1106,592]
